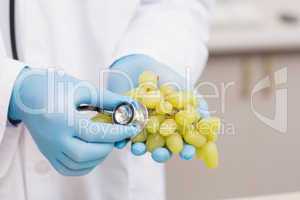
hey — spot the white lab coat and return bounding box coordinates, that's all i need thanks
[0,0,212,199]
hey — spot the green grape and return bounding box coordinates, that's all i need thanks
[202,142,219,169]
[155,100,173,114]
[146,116,160,134]
[196,117,221,137]
[183,129,207,148]
[146,134,165,152]
[175,110,198,126]
[156,114,166,123]
[177,125,184,136]
[166,133,183,154]
[91,113,112,123]
[185,107,199,122]
[166,91,185,109]
[148,112,165,122]
[211,117,221,133]
[132,129,148,143]
[182,91,198,107]
[179,124,195,136]
[147,109,157,116]
[140,90,161,109]
[159,119,177,136]
[207,132,218,142]
[196,147,204,160]
[160,84,176,97]
[139,71,158,85]
[139,81,157,92]
[184,104,200,122]
[125,87,146,101]
[174,110,189,126]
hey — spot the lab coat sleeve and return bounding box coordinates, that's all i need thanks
[113,0,214,85]
[0,33,26,145]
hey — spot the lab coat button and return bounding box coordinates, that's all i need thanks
[35,161,51,174]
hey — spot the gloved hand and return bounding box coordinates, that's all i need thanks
[108,54,210,163]
[8,67,138,176]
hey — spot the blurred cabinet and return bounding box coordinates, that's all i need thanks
[209,0,300,55]
[166,52,300,200]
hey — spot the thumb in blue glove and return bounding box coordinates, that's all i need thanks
[8,67,139,176]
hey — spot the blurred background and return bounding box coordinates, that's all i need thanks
[166,0,300,199]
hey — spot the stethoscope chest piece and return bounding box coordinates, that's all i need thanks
[113,102,148,132]
[78,101,148,133]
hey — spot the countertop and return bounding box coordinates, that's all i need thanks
[227,192,300,200]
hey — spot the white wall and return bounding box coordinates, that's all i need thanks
[166,53,300,200]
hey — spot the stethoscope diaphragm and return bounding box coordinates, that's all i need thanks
[78,101,148,132]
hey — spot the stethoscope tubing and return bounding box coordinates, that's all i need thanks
[10,0,18,60]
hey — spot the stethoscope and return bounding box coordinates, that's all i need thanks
[9,0,148,131]
[9,0,18,60]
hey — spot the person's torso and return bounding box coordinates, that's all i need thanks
[0,1,165,200]
[1,0,139,83]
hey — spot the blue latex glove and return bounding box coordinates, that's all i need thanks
[108,54,210,163]
[8,67,138,176]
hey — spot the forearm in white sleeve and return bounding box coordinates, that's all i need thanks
[113,0,214,85]
[0,33,26,143]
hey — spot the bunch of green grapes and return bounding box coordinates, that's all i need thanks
[92,71,221,169]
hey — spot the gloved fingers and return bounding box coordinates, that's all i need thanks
[50,159,95,176]
[198,109,210,119]
[179,144,196,160]
[197,97,210,119]
[57,152,104,170]
[131,142,147,156]
[108,54,185,90]
[108,54,184,94]
[151,147,172,163]
[198,97,208,111]
[62,138,113,162]
[108,56,148,93]
[97,89,135,111]
[72,81,99,107]
[114,139,130,149]
[74,84,136,111]
[74,117,138,142]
